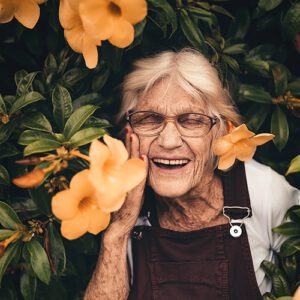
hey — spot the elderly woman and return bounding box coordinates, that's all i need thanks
[84,49,300,300]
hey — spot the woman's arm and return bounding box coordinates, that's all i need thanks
[84,228,130,300]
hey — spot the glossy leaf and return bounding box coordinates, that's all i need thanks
[0,94,7,115]
[280,237,300,257]
[60,68,89,89]
[22,112,53,132]
[73,93,103,110]
[24,140,61,156]
[0,241,21,286]
[28,186,51,216]
[63,105,98,140]
[0,229,15,241]
[271,106,289,151]
[44,53,58,77]
[263,293,276,300]
[0,164,10,186]
[286,155,300,175]
[270,63,288,96]
[20,266,36,300]
[52,85,73,131]
[16,72,38,96]
[68,127,106,148]
[179,9,208,56]
[0,122,17,145]
[25,239,51,285]
[9,92,45,116]
[243,59,270,77]
[0,201,22,230]
[211,5,234,20]
[0,143,19,159]
[287,79,300,96]
[239,84,272,103]
[248,44,276,60]
[14,70,28,87]
[282,2,300,40]
[91,68,110,92]
[281,255,297,284]
[244,103,270,132]
[273,222,300,237]
[227,8,250,40]
[223,44,248,55]
[18,130,58,146]
[48,223,66,275]
[258,0,283,12]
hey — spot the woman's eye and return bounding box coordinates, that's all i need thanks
[134,114,163,125]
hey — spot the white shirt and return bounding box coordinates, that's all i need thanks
[128,159,300,294]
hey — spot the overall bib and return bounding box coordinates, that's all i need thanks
[128,163,263,300]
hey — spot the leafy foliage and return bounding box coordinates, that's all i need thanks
[0,0,299,299]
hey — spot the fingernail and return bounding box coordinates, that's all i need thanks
[139,155,144,161]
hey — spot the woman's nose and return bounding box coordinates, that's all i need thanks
[157,121,183,149]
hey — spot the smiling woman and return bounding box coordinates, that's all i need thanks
[84,48,300,300]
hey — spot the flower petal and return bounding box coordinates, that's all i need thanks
[61,211,89,240]
[117,158,147,191]
[114,0,147,24]
[218,148,236,171]
[51,189,79,220]
[212,135,233,156]
[87,208,110,234]
[108,17,134,48]
[14,0,40,29]
[80,0,114,40]
[235,140,256,161]
[0,0,16,23]
[33,0,47,4]
[104,134,128,166]
[64,26,84,53]
[69,169,94,198]
[230,124,254,143]
[82,35,99,69]
[95,190,126,212]
[59,0,79,30]
[249,133,274,146]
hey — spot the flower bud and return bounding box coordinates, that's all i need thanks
[13,169,45,188]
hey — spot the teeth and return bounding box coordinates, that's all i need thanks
[152,158,189,165]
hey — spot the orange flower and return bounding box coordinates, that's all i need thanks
[89,135,146,212]
[52,169,110,240]
[294,286,300,300]
[13,168,45,188]
[0,0,47,29]
[0,231,22,258]
[213,123,274,171]
[59,0,101,69]
[79,0,147,48]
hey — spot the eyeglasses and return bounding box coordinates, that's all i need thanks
[126,111,219,137]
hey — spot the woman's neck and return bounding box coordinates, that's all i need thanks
[155,172,227,231]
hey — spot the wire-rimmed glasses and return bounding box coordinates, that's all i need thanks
[126,111,219,137]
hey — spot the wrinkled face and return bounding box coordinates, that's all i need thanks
[133,79,214,198]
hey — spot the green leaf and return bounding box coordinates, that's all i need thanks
[16,72,39,96]
[286,155,300,175]
[227,8,250,40]
[18,130,58,146]
[0,143,19,159]
[28,186,51,216]
[44,53,58,77]
[60,68,89,89]
[280,237,300,256]
[276,297,292,300]
[0,201,22,229]
[179,9,208,56]
[271,106,289,151]
[0,241,21,286]
[0,94,7,115]
[263,292,277,300]
[244,104,271,132]
[25,239,51,285]
[261,260,291,297]
[222,54,239,72]
[248,44,276,60]
[0,122,16,145]
[282,2,300,40]
[287,79,300,96]
[243,59,270,77]
[63,105,98,140]
[211,5,234,20]
[52,85,73,131]
[20,267,37,300]
[14,70,28,87]
[48,223,66,275]
[0,229,15,241]
[9,92,45,116]
[83,117,111,129]
[223,43,248,55]
[91,68,110,92]
[281,255,297,284]
[24,140,62,156]
[68,127,106,148]
[149,0,177,37]
[270,63,288,96]
[73,93,103,110]
[273,222,300,237]
[22,112,53,132]
[0,164,10,186]
[258,0,283,11]
[239,84,272,103]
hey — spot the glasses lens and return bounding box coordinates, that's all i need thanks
[177,113,212,137]
[129,112,164,135]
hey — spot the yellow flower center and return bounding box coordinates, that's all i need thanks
[108,2,121,17]
[79,197,96,212]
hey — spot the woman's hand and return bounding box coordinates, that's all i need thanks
[104,127,148,241]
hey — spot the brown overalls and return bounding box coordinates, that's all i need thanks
[128,163,263,300]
